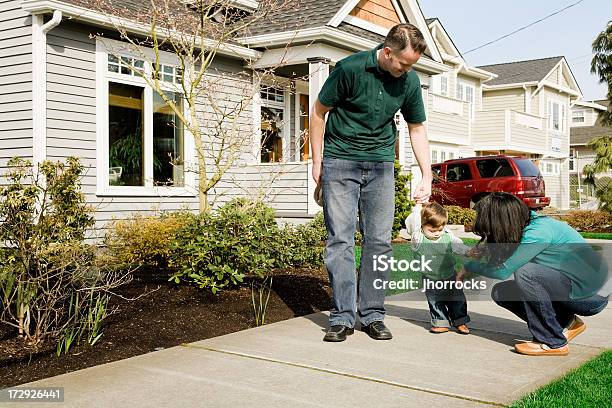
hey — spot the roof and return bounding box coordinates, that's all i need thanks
[245,0,347,36]
[477,56,563,86]
[570,125,612,145]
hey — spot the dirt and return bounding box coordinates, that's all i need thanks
[0,267,331,388]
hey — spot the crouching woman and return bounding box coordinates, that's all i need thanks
[462,193,610,356]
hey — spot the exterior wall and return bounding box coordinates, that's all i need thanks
[542,159,569,209]
[472,110,506,147]
[571,145,596,175]
[349,0,401,29]
[0,0,32,172]
[482,88,524,112]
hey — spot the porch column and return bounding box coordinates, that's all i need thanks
[307,57,330,215]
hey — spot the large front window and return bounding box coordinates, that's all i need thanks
[98,39,191,193]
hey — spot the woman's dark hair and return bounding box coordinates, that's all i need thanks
[473,193,533,265]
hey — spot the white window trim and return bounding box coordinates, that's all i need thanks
[539,160,560,176]
[95,37,196,197]
[294,80,310,163]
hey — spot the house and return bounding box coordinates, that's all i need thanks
[474,56,581,209]
[0,0,578,239]
[569,99,611,208]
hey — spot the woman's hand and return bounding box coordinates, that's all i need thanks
[466,245,484,259]
[455,267,467,282]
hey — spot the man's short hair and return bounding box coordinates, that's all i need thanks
[384,23,427,55]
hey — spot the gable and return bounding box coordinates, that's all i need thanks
[349,0,401,29]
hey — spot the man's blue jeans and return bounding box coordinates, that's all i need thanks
[322,157,395,328]
[491,262,609,348]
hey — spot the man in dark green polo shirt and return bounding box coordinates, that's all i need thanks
[310,23,433,342]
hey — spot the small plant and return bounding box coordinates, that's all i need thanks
[445,206,477,229]
[251,276,273,326]
[560,210,612,232]
[394,161,414,239]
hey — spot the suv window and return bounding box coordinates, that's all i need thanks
[476,158,515,178]
[432,165,442,184]
[514,159,541,177]
[446,163,472,182]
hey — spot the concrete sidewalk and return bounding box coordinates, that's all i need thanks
[4,292,610,408]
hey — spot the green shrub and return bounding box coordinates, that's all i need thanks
[279,216,326,268]
[394,161,414,239]
[104,211,194,272]
[0,157,129,351]
[169,198,284,293]
[594,177,612,213]
[445,206,476,228]
[560,210,612,232]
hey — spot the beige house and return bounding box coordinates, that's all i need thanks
[569,100,611,208]
[570,100,611,175]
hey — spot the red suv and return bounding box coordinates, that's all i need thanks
[430,155,550,210]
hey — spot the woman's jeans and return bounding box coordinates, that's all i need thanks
[491,262,609,348]
[322,157,395,328]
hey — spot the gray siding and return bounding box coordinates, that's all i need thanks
[0,0,32,170]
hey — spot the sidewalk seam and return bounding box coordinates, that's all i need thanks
[180,343,505,407]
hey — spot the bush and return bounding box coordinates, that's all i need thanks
[0,157,130,351]
[104,211,194,272]
[594,177,612,213]
[560,210,612,232]
[279,215,326,268]
[394,161,414,239]
[445,206,476,228]
[169,198,284,293]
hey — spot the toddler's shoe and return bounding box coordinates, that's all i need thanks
[455,324,470,335]
[430,327,449,334]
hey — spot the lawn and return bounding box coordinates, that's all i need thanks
[509,350,612,408]
[580,232,612,240]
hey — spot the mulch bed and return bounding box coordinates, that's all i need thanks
[0,267,331,388]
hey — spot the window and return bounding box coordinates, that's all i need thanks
[108,83,144,186]
[549,100,566,132]
[538,160,560,176]
[260,85,287,163]
[446,163,472,182]
[440,76,448,96]
[432,165,442,184]
[569,148,576,171]
[97,38,193,194]
[476,158,514,178]
[572,110,585,124]
[441,151,446,162]
[431,150,438,163]
[515,159,541,177]
[456,83,463,101]
[433,75,448,96]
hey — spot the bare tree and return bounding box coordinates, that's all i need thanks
[77,0,292,212]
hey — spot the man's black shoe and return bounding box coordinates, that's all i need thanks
[323,325,354,342]
[363,321,393,340]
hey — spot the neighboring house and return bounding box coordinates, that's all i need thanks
[0,0,580,239]
[570,99,611,175]
[473,56,582,209]
[569,99,611,209]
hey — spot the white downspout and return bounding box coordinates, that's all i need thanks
[32,10,63,167]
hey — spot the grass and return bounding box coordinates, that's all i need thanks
[355,239,477,296]
[509,350,612,408]
[580,232,612,240]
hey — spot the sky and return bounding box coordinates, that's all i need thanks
[418,0,611,101]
